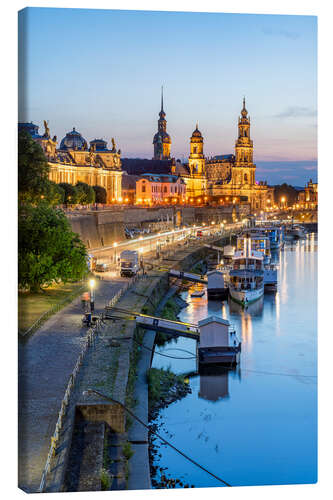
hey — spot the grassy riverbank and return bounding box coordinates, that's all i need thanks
[18,281,84,334]
[147,367,189,412]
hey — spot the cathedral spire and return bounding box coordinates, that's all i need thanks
[161,85,164,112]
[241,96,248,118]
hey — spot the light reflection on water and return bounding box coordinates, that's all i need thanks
[152,234,317,488]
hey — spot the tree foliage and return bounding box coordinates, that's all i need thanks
[18,130,51,204]
[44,181,65,206]
[75,182,95,204]
[93,185,107,204]
[59,182,79,205]
[273,183,299,205]
[18,203,88,291]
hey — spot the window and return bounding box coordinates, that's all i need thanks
[164,186,167,193]
[142,182,146,193]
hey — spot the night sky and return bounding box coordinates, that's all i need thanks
[18,8,317,185]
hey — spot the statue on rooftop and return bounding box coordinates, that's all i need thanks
[43,120,50,138]
[111,138,116,152]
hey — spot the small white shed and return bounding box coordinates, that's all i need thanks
[198,316,230,349]
[207,270,225,290]
[223,245,235,257]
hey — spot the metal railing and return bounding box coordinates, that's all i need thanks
[38,273,142,493]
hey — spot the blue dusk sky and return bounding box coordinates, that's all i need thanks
[18,8,317,185]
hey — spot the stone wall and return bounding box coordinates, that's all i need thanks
[66,205,250,250]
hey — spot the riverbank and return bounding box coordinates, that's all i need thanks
[32,231,231,493]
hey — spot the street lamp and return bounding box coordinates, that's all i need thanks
[89,279,95,312]
[281,196,286,209]
[113,242,118,265]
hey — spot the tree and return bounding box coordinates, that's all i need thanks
[273,183,299,206]
[18,130,51,204]
[59,182,79,205]
[75,182,95,204]
[18,203,88,291]
[93,185,107,204]
[44,181,65,206]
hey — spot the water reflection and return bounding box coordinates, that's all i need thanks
[198,366,241,402]
[199,368,230,402]
[151,234,317,487]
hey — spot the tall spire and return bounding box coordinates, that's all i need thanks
[241,96,248,118]
[161,85,164,112]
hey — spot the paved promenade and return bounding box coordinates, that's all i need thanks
[18,275,127,493]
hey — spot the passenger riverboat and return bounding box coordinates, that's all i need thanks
[259,225,284,250]
[237,231,271,264]
[229,236,264,306]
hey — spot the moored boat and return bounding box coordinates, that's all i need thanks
[229,235,264,306]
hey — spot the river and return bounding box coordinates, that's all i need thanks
[151,233,317,488]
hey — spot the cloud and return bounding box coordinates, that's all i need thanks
[274,106,317,119]
[261,27,300,40]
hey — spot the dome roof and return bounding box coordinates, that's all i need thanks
[153,131,171,144]
[192,129,202,138]
[60,127,88,150]
[191,124,202,138]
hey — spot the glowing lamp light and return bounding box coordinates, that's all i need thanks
[113,242,118,248]
[89,279,95,289]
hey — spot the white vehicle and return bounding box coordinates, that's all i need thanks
[120,250,140,277]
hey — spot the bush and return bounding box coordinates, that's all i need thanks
[101,468,111,490]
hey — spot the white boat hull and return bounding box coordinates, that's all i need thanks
[229,286,264,305]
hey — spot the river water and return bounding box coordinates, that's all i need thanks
[151,234,317,488]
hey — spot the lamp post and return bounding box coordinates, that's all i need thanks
[89,279,95,313]
[113,242,118,265]
[281,196,286,210]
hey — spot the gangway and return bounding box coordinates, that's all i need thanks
[135,313,200,339]
[204,244,224,252]
[105,306,241,365]
[168,269,207,284]
[104,305,200,339]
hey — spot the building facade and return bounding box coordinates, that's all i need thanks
[297,179,318,210]
[136,173,186,205]
[19,122,123,203]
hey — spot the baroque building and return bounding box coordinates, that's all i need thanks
[19,122,123,203]
[181,125,207,201]
[182,98,273,210]
[153,87,171,160]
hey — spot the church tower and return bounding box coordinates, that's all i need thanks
[186,124,207,200]
[233,97,256,186]
[188,124,205,175]
[153,86,171,160]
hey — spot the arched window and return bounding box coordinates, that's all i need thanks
[142,182,146,193]
[244,173,248,184]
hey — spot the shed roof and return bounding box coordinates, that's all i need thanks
[198,316,230,327]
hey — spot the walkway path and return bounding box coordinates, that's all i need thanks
[18,275,127,493]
